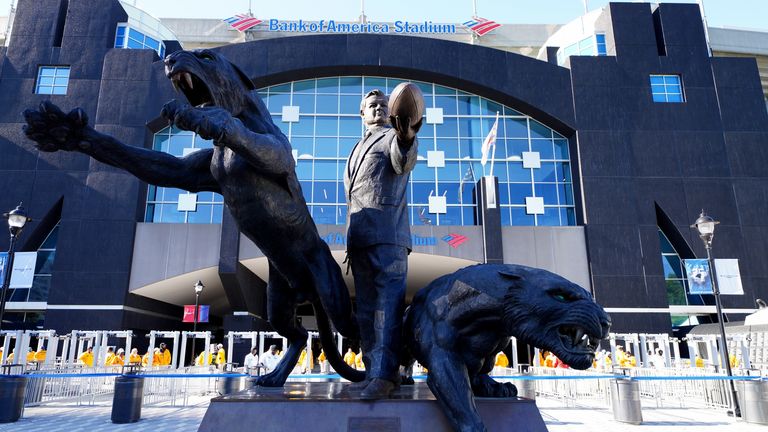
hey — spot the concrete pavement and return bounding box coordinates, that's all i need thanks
[0,396,763,432]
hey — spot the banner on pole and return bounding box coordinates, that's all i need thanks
[0,252,37,289]
[714,259,744,295]
[183,305,210,323]
[685,259,712,295]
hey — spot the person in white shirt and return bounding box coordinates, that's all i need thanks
[244,347,259,372]
[262,345,281,373]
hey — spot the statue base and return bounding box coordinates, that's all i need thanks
[198,381,548,432]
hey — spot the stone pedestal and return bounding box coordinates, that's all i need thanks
[198,381,548,432]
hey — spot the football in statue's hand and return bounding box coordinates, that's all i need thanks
[389,83,425,127]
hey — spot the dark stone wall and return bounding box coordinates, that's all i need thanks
[572,3,768,332]
[0,0,170,332]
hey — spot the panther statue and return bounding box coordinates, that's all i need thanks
[22,49,365,386]
[402,264,611,432]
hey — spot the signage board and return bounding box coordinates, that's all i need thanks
[0,252,37,289]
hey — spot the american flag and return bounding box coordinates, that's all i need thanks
[480,112,499,166]
[462,16,502,36]
[223,14,263,32]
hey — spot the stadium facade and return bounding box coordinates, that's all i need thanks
[0,0,767,339]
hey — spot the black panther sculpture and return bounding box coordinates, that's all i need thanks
[402,264,611,432]
[22,49,365,385]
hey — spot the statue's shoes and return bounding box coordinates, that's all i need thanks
[346,378,371,392]
[360,378,396,400]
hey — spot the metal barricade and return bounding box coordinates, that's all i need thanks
[529,367,609,408]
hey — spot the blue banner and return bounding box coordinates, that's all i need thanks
[685,259,713,294]
[198,305,210,323]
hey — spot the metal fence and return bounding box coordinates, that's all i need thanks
[12,365,226,408]
[7,362,759,411]
[24,366,117,406]
[523,366,752,411]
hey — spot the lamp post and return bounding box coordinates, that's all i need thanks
[691,210,740,417]
[190,280,204,366]
[0,203,31,331]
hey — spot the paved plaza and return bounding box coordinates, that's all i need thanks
[0,396,763,432]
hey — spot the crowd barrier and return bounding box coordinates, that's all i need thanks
[3,363,767,426]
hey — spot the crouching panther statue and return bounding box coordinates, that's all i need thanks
[22,49,364,386]
[402,264,611,432]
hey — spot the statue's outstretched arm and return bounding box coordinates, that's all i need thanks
[23,101,220,193]
[162,100,294,177]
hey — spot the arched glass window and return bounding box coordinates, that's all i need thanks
[146,76,577,227]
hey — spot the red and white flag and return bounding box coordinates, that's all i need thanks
[480,112,499,166]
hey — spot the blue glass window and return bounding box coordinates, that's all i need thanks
[146,76,577,227]
[144,127,222,223]
[114,24,166,58]
[35,66,70,95]
[557,33,608,66]
[650,75,684,103]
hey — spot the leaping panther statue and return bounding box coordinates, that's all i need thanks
[22,49,365,386]
[402,264,611,432]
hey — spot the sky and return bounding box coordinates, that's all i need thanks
[1,0,767,31]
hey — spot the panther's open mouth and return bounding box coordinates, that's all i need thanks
[169,71,214,108]
[558,324,600,354]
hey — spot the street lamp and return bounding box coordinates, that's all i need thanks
[0,203,31,331]
[691,210,740,417]
[190,280,204,366]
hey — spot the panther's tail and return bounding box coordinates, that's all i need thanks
[314,300,365,382]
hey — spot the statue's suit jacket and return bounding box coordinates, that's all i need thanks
[344,126,418,250]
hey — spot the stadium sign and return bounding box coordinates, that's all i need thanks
[266,19,457,34]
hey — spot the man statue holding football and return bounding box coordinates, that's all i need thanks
[343,84,424,399]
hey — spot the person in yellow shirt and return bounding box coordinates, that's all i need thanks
[143,348,162,367]
[318,349,329,374]
[104,347,116,366]
[215,344,226,369]
[111,348,125,367]
[34,347,46,364]
[545,352,557,368]
[78,347,94,367]
[159,343,172,366]
[26,348,35,364]
[297,348,314,373]
[537,351,548,367]
[128,348,142,365]
[626,352,637,368]
[695,354,704,368]
[729,353,739,368]
[0,347,3,364]
[355,351,364,370]
[494,351,509,368]
[196,346,214,366]
[604,353,613,368]
[343,348,356,367]
[615,347,626,367]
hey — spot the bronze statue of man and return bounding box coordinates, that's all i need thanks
[344,89,422,399]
